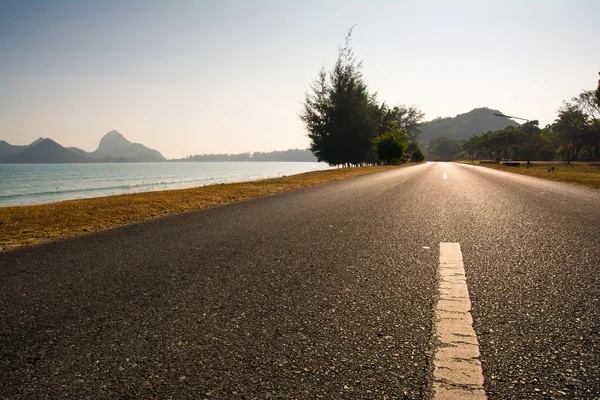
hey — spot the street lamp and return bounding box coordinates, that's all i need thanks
[493,112,532,168]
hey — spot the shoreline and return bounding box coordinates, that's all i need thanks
[0,165,405,252]
[0,161,332,207]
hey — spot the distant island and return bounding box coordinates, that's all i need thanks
[0,130,166,163]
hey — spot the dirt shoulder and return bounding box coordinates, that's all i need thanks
[0,165,405,251]
[459,161,600,189]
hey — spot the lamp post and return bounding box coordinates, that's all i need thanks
[493,112,532,168]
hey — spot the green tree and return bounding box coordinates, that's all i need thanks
[519,120,541,162]
[406,141,419,154]
[462,134,482,162]
[478,126,525,162]
[595,71,600,108]
[426,136,463,159]
[301,27,377,166]
[301,68,331,163]
[411,148,425,162]
[373,129,407,165]
[548,79,600,162]
[538,125,560,160]
[393,105,425,142]
[405,141,424,162]
[552,102,590,163]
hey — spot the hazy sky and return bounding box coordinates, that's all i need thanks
[1,0,599,159]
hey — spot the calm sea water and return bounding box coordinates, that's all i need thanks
[0,162,332,207]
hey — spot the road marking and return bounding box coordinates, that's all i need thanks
[443,173,448,180]
[432,243,487,399]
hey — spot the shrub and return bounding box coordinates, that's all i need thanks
[411,148,425,162]
[373,132,407,165]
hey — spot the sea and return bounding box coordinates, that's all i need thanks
[0,162,333,207]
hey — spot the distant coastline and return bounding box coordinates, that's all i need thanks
[1,130,317,164]
[170,149,317,162]
[0,161,330,207]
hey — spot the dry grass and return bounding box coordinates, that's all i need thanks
[0,165,404,251]
[461,161,600,189]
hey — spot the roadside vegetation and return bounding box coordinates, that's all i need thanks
[426,73,600,164]
[0,165,404,251]
[461,161,600,189]
[301,27,425,166]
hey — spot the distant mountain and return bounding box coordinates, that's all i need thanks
[67,147,91,158]
[419,107,520,143]
[4,138,90,163]
[92,130,166,162]
[0,130,166,163]
[0,140,27,162]
[29,137,47,147]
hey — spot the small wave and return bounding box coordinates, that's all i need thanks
[0,178,215,201]
[0,163,333,206]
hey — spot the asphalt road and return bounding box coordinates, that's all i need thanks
[1,162,598,399]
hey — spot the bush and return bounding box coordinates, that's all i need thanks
[373,132,407,165]
[411,148,425,162]
[391,156,407,165]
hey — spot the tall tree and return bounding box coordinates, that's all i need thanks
[552,102,589,163]
[302,68,332,163]
[393,105,425,142]
[519,120,541,162]
[462,134,482,161]
[595,71,600,108]
[468,126,525,162]
[572,90,600,125]
[301,27,377,166]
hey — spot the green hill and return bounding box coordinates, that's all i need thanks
[419,107,520,144]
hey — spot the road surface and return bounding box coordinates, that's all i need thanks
[1,162,599,399]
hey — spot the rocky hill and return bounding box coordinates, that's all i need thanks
[0,131,166,163]
[92,130,166,162]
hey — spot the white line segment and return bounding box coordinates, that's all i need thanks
[443,173,448,180]
[432,243,487,399]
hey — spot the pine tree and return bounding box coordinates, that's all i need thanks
[595,71,600,108]
[301,27,378,166]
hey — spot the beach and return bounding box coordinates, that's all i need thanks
[0,165,401,251]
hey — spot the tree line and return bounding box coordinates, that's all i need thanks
[173,149,317,162]
[427,73,600,162]
[301,27,425,166]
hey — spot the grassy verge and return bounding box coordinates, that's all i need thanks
[0,165,406,251]
[460,161,600,189]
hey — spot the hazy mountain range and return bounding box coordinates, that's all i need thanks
[0,130,166,163]
[1,108,519,163]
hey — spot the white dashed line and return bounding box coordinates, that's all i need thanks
[443,173,448,180]
[432,243,487,399]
